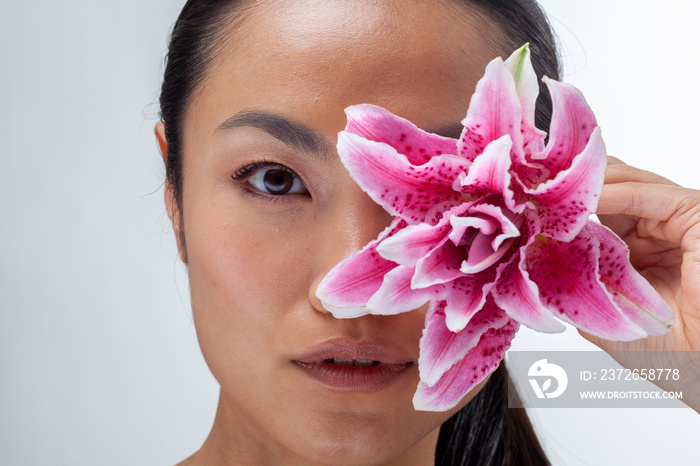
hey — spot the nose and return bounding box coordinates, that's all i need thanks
[308,183,393,314]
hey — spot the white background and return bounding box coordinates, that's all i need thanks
[1,1,698,465]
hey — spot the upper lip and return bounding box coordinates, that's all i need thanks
[292,338,413,365]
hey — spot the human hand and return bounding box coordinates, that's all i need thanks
[580,156,700,411]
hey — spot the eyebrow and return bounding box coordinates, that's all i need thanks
[216,110,332,157]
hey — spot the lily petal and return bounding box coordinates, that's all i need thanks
[413,236,467,288]
[525,229,647,340]
[492,241,566,332]
[443,272,496,332]
[588,222,674,334]
[317,219,406,318]
[425,199,470,225]
[418,298,511,387]
[413,317,518,411]
[449,213,498,246]
[455,135,518,211]
[366,265,444,315]
[533,78,599,175]
[376,206,466,266]
[469,203,522,250]
[337,132,469,224]
[345,104,459,165]
[523,127,607,242]
[461,235,516,274]
[454,204,521,274]
[458,58,523,162]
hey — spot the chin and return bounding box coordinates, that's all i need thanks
[294,427,421,466]
[273,402,444,466]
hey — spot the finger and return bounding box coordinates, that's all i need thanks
[604,157,679,187]
[596,213,638,239]
[598,183,697,219]
[597,182,700,245]
[606,155,625,166]
[599,158,638,236]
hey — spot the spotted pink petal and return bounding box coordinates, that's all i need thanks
[532,78,599,176]
[461,234,517,275]
[412,236,467,288]
[443,272,496,332]
[525,227,648,340]
[413,314,518,412]
[418,299,511,387]
[458,58,523,162]
[471,203,522,250]
[458,204,522,274]
[448,213,498,245]
[376,206,466,267]
[588,222,673,335]
[454,135,519,212]
[337,132,469,224]
[492,241,567,333]
[523,127,607,242]
[510,67,600,193]
[365,265,445,315]
[424,199,470,225]
[345,104,459,165]
[316,218,405,318]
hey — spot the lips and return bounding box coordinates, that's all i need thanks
[292,339,415,392]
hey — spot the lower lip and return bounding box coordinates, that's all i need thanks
[292,360,413,392]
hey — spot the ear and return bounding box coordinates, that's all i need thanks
[155,122,188,264]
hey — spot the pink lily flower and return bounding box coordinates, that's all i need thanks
[316,45,673,411]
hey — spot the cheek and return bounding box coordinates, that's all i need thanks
[181,193,315,369]
[186,188,313,300]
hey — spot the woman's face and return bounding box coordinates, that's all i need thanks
[167,0,500,464]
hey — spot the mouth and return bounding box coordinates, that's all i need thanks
[291,339,415,392]
[323,358,382,366]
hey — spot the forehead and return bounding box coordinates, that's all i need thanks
[186,0,501,141]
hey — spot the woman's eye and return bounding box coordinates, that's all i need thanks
[247,168,307,195]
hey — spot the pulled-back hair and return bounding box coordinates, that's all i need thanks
[160,1,558,464]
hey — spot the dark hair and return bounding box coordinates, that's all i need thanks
[436,363,550,465]
[160,1,559,464]
[458,0,560,134]
[160,0,244,214]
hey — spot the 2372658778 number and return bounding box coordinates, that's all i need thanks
[599,368,680,381]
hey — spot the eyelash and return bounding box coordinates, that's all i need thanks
[231,160,278,180]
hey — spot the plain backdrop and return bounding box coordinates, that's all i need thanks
[1,1,699,465]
